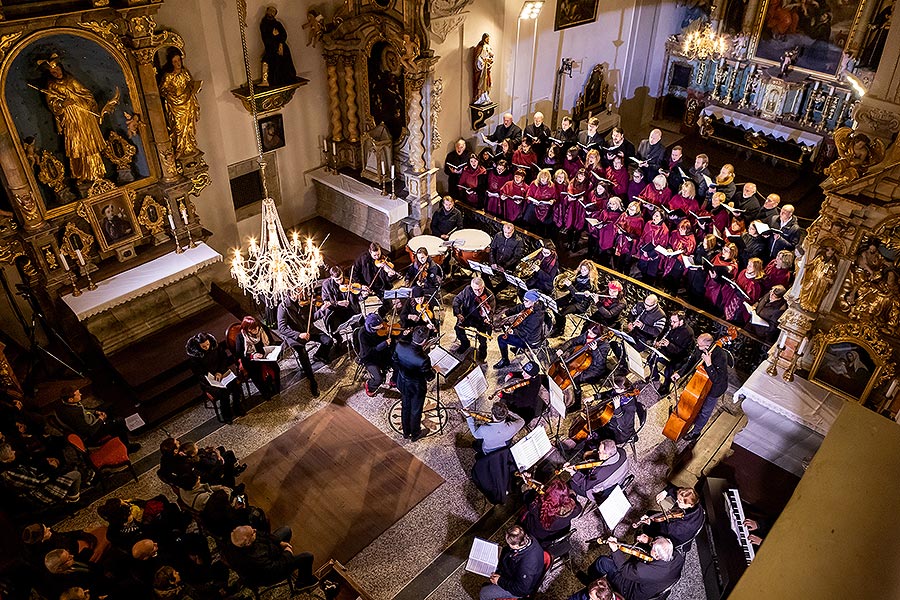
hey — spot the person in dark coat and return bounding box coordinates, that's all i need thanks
[634,486,706,553]
[358,313,394,397]
[591,375,639,445]
[430,196,465,240]
[225,525,317,590]
[767,204,804,256]
[444,139,469,200]
[185,333,244,423]
[452,276,495,362]
[622,294,666,351]
[494,290,545,369]
[471,446,517,505]
[486,112,523,148]
[487,221,525,293]
[259,6,296,87]
[564,439,630,501]
[651,311,696,396]
[235,315,281,400]
[392,327,435,441]
[22,523,98,566]
[277,290,336,398]
[747,285,787,343]
[521,479,581,546]
[672,333,730,441]
[496,361,545,423]
[350,242,400,299]
[588,536,685,600]
[56,387,140,451]
[480,526,545,599]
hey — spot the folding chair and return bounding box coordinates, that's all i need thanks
[67,433,137,489]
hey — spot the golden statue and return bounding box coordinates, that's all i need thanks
[824,127,885,186]
[37,53,112,182]
[798,246,838,312]
[159,49,202,161]
[848,270,900,330]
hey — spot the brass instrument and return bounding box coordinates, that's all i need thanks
[553,271,576,292]
[514,248,543,279]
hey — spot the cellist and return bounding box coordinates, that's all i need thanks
[670,333,730,442]
[554,325,612,399]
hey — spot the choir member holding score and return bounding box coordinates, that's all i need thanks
[485,159,513,218]
[459,154,487,208]
[501,168,529,224]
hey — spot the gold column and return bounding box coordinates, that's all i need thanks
[0,134,43,231]
[131,45,180,183]
[325,54,344,142]
[342,55,359,142]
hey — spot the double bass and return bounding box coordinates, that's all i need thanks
[661,327,737,441]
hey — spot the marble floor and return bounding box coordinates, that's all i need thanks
[57,313,729,600]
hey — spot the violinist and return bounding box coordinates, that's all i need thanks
[493,289,545,370]
[359,314,395,397]
[277,288,335,398]
[521,479,581,546]
[651,312,695,397]
[584,536,684,600]
[562,438,629,502]
[401,286,438,337]
[392,326,435,441]
[430,196,464,240]
[672,333,730,442]
[498,361,546,423]
[352,242,398,299]
[466,401,525,455]
[487,222,525,293]
[634,487,705,553]
[452,277,495,362]
[552,260,600,337]
[319,266,359,331]
[555,325,612,395]
[404,246,443,299]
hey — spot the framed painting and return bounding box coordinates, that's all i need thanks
[555,0,600,31]
[749,0,872,78]
[83,189,140,252]
[258,113,285,152]
[808,322,894,403]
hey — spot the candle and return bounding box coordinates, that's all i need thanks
[391,164,395,179]
[332,142,336,156]
[168,213,176,231]
[798,337,808,355]
[777,330,786,348]
[75,249,85,266]
[181,208,189,224]
[59,253,69,271]
[323,139,328,153]
[381,162,386,176]
[887,379,898,399]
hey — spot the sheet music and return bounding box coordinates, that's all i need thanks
[466,537,499,577]
[753,221,771,235]
[253,345,282,361]
[744,302,769,327]
[655,245,683,257]
[504,273,527,289]
[608,327,636,346]
[548,376,567,419]
[510,426,553,471]
[538,292,558,314]
[206,371,237,388]
[429,345,461,376]
[623,340,650,379]
[454,367,488,408]
[682,255,701,269]
[585,217,601,228]
[124,413,145,432]
[599,485,632,529]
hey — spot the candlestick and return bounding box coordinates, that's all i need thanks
[380,177,387,196]
[766,344,784,376]
[68,272,82,297]
[75,249,85,266]
[181,208,189,225]
[59,253,69,272]
[391,164,395,179]
[172,226,184,253]
[390,176,396,199]
[184,223,198,248]
[84,269,97,291]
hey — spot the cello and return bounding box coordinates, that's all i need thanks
[661,327,737,441]
[566,389,638,442]
[548,329,615,393]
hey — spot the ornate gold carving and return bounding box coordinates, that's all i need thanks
[87,179,117,197]
[870,215,900,254]
[159,145,178,179]
[137,195,168,234]
[128,15,158,38]
[37,151,75,203]
[0,239,25,264]
[0,32,23,62]
[326,62,343,141]
[823,127,886,186]
[79,20,127,55]
[431,78,443,150]
[133,47,156,65]
[189,171,211,198]
[343,61,359,142]
[102,131,137,170]
[798,245,838,312]
[779,308,814,333]
[14,192,40,222]
[59,222,95,260]
[0,210,17,235]
[810,321,895,391]
[230,79,308,114]
[41,244,60,270]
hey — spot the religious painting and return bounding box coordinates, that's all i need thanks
[1,31,154,218]
[749,0,871,77]
[84,190,140,252]
[258,114,285,152]
[555,0,600,30]
[809,339,883,403]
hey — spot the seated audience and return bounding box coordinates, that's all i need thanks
[235,315,281,399]
[56,387,140,452]
[185,332,245,424]
[225,525,318,590]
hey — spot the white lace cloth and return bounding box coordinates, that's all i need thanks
[62,243,222,320]
[701,105,824,148]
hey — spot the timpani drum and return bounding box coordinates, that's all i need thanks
[449,229,491,268]
[406,234,447,265]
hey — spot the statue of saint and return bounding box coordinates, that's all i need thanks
[798,246,838,312]
[472,33,493,106]
[848,269,899,329]
[260,6,297,87]
[38,54,108,182]
[159,48,202,161]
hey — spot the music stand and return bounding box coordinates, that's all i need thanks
[544,377,568,454]
[424,342,459,435]
[384,287,412,300]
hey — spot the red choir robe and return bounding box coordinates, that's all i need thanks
[661,228,697,278]
[605,165,629,197]
[639,183,672,210]
[597,208,624,252]
[458,164,486,207]
[553,181,569,228]
[762,259,792,293]
[637,221,670,274]
[704,253,738,308]
[565,179,590,230]
[500,179,529,223]
[708,206,730,235]
[486,170,513,217]
[667,194,700,215]
[512,149,538,177]
[563,156,584,179]
[722,268,764,323]
[586,187,610,243]
[527,180,557,223]
[614,212,644,257]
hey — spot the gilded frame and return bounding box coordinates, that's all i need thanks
[81,188,141,252]
[748,0,871,79]
[0,28,158,220]
[808,322,894,404]
[554,0,600,31]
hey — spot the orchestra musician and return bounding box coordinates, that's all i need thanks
[276,289,335,398]
[392,326,435,441]
[567,577,619,600]
[500,168,529,224]
[651,311,695,397]
[487,222,525,293]
[496,360,545,423]
[586,280,626,330]
[577,117,604,158]
[634,129,665,181]
[444,139,469,200]
[318,266,360,331]
[486,112,523,148]
[523,111,551,160]
[623,294,666,351]
[235,316,281,400]
[430,195,464,240]
[466,401,525,455]
[351,242,399,299]
[493,289,545,370]
[553,260,600,337]
[585,536,685,600]
[523,241,559,295]
[671,333,730,442]
[580,374,638,445]
[555,325,612,392]
[634,487,706,553]
[400,286,438,336]
[520,479,581,546]
[405,246,443,299]
[452,277,495,362]
[359,314,395,397]
[479,526,545,600]
[563,438,629,502]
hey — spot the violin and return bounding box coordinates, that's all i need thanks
[548,330,615,392]
[598,538,654,563]
[489,378,531,400]
[375,320,402,337]
[297,293,324,307]
[415,300,435,321]
[631,509,686,528]
[374,257,395,270]
[339,280,365,295]
[556,459,607,475]
[501,306,533,331]
[515,471,546,495]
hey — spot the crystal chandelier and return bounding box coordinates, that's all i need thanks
[230,0,324,307]
[681,22,729,61]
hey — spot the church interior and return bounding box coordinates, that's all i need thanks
[0,0,899,599]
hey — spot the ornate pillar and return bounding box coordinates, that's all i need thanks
[852,16,900,148]
[325,54,344,142]
[402,55,440,228]
[0,134,43,231]
[342,55,359,142]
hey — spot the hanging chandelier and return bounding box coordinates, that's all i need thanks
[230,0,324,306]
[681,22,729,62]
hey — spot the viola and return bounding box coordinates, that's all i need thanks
[375,321,402,337]
[631,509,686,528]
[662,327,738,441]
[515,471,546,495]
[297,293,324,307]
[415,300,435,321]
[556,459,608,475]
[458,407,492,423]
[599,538,654,563]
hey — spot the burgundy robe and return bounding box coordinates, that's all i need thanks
[704,254,738,307]
[458,165,486,207]
[661,229,697,278]
[762,259,792,292]
[563,156,584,179]
[614,213,644,257]
[486,170,513,217]
[637,221,670,272]
[722,269,764,323]
[565,180,590,230]
[501,179,528,223]
[597,208,624,251]
[605,165,629,197]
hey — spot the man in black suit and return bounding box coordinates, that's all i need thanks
[523,111,551,160]
[587,537,685,600]
[444,139,469,200]
[486,221,525,293]
[652,311,696,396]
[672,333,730,441]
[577,117,604,158]
[735,182,762,222]
[480,526,545,600]
[603,127,635,167]
[486,112,523,148]
[392,327,435,441]
[430,195,464,240]
[767,204,803,255]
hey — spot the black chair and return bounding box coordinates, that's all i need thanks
[620,402,647,460]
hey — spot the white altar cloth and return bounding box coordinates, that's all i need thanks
[734,362,844,476]
[62,243,222,321]
[309,169,409,223]
[701,105,824,148]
